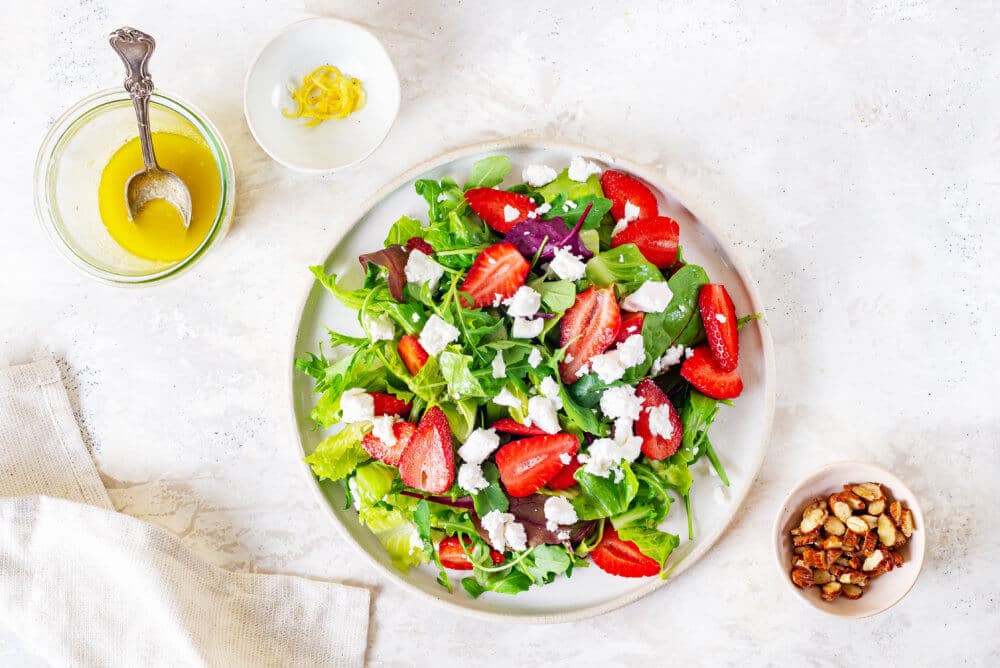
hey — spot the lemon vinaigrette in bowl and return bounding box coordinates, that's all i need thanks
[97,132,221,262]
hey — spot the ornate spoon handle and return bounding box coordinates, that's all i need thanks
[109,27,159,171]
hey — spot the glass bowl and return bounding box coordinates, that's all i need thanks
[34,89,236,284]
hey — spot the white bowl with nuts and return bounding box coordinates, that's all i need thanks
[773,462,925,618]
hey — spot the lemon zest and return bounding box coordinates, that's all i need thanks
[283,65,366,126]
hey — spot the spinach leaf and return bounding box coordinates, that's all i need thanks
[616,526,680,570]
[585,244,665,293]
[660,264,710,348]
[572,464,639,519]
[471,462,509,517]
[304,422,371,482]
[549,194,612,231]
[464,155,511,189]
[532,279,577,313]
[678,388,721,461]
[558,382,605,435]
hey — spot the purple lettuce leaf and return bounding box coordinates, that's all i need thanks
[504,203,594,263]
[359,245,409,301]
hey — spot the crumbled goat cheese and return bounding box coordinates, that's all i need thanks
[544,496,578,531]
[458,427,500,464]
[492,292,505,307]
[504,286,541,318]
[685,347,695,359]
[539,376,562,408]
[600,385,645,421]
[526,396,561,434]
[563,200,577,210]
[623,200,641,223]
[617,334,646,368]
[458,462,490,493]
[567,156,602,182]
[590,350,627,383]
[575,363,591,378]
[535,202,552,215]
[549,247,587,280]
[715,313,728,323]
[371,415,399,445]
[503,204,521,223]
[418,314,459,355]
[621,281,673,313]
[522,164,558,187]
[528,348,543,368]
[340,388,374,423]
[364,313,396,342]
[650,344,687,375]
[612,219,629,236]
[647,404,674,439]
[581,429,642,478]
[491,351,506,379]
[492,387,522,409]
[404,249,444,292]
[411,312,421,323]
[511,317,544,339]
[559,452,573,465]
[557,530,571,541]
[482,510,527,552]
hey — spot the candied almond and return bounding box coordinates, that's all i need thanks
[791,566,814,589]
[868,498,886,515]
[842,529,860,549]
[824,516,847,536]
[845,516,869,534]
[821,535,843,550]
[838,570,869,586]
[813,569,833,585]
[889,501,903,525]
[852,482,883,502]
[862,549,884,572]
[840,489,867,511]
[803,548,826,570]
[860,514,879,530]
[820,582,842,601]
[900,509,915,538]
[877,514,899,547]
[794,530,821,547]
[891,550,904,568]
[799,502,828,534]
[861,531,878,556]
[842,583,864,600]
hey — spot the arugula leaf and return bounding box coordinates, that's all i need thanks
[468,567,532,596]
[464,155,511,189]
[521,544,573,583]
[737,313,762,330]
[309,266,366,309]
[571,464,639,519]
[439,350,487,399]
[585,244,665,292]
[304,422,371,482]
[415,500,452,592]
[471,462,509,517]
[616,526,679,570]
[384,215,425,247]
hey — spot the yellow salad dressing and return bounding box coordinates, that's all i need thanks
[97,132,220,262]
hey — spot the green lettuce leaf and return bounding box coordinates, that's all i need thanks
[305,422,371,482]
[439,350,487,399]
[616,526,680,570]
[536,168,603,203]
[358,505,426,572]
[350,461,396,508]
[464,155,512,189]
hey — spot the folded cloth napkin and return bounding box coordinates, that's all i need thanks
[0,358,370,667]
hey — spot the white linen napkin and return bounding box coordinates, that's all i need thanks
[0,357,370,667]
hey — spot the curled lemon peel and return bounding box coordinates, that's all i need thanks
[283,65,366,126]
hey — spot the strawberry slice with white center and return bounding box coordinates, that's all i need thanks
[697,284,739,371]
[600,170,658,222]
[459,242,530,308]
[361,421,416,466]
[611,216,680,268]
[398,406,455,493]
[680,346,744,400]
[590,526,660,577]
[559,286,621,384]
[494,433,579,497]
[634,379,683,460]
[465,188,535,233]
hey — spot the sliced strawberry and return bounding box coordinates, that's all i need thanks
[397,335,429,376]
[559,286,621,384]
[590,526,660,577]
[547,458,583,490]
[370,392,412,418]
[611,216,680,268]
[680,346,744,400]
[600,170,658,222]
[495,433,579,497]
[465,188,535,233]
[491,417,547,436]
[459,242,530,308]
[634,379,683,460]
[698,284,739,372]
[438,535,505,570]
[398,406,455,493]
[615,311,645,345]
[361,421,416,466]
[406,237,435,255]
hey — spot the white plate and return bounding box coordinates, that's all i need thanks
[244,17,400,173]
[287,138,776,623]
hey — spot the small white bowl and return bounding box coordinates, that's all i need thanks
[243,17,400,173]
[773,461,925,618]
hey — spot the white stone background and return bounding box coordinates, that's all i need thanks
[2,0,998,665]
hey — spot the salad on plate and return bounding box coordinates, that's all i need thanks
[297,154,756,597]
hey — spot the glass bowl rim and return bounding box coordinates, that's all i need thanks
[34,88,236,285]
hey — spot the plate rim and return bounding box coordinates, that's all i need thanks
[284,136,777,624]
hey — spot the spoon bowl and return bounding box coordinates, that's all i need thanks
[125,166,192,226]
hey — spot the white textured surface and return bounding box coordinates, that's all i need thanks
[1,1,998,665]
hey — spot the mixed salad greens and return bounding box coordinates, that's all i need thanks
[297,155,756,597]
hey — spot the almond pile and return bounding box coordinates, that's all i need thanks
[788,482,915,602]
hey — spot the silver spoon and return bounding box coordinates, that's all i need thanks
[108,27,192,228]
